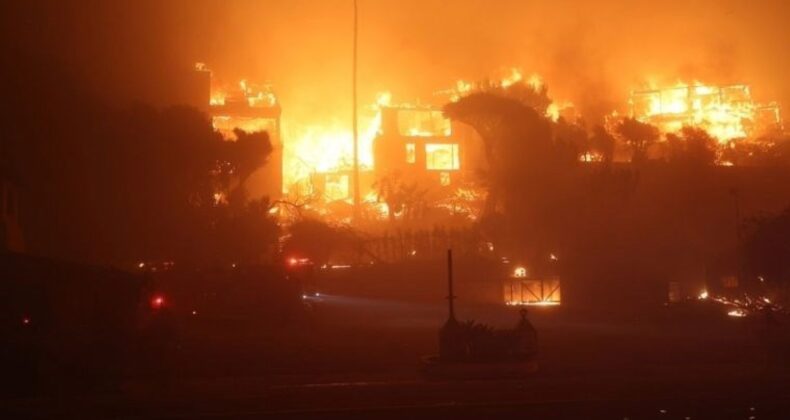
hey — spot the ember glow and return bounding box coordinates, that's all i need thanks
[693,290,783,319]
[150,294,166,310]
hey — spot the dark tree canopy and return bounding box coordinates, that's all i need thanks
[443,90,577,269]
[473,78,553,115]
[616,118,660,164]
[666,126,718,167]
[282,219,356,267]
[590,125,616,166]
[373,170,428,223]
[745,208,790,287]
[2,54,277,266]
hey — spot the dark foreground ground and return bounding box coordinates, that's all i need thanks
[3,294,790,419]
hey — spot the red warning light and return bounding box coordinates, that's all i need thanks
[150,294,166,309]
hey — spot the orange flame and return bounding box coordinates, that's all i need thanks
[631,81,781,143]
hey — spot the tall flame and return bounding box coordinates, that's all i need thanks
[631,81,780,143]
[282,109,382,190]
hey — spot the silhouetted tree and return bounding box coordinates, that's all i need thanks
[590,125,616,168]
[1,54,277,266]
[481,80,553,115]
[283,219,355,266]
[373,170,428,223]
[445,91,577,267]
[719,134,790,166]
[213,195,279,265]
[554,117,589,164]
[666,127,718,166]
[744,208,790,302]
[225,128,274,189]
[444,93,552,217]
[616,118,660,164]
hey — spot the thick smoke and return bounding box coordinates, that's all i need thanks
[4,0,788,122]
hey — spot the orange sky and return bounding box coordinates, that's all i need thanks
[3,0,788,124]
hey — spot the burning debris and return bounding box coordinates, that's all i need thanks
[697,289,783,318]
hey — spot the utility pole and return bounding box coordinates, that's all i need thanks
[439,248,461,361]
[352,0,361,222]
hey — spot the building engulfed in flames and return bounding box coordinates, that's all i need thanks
[307,104,475,207]
[192,62,785,213]
[372,104,482,188]
[630,82,783,142]
[195,63,283,200]
[196,63,464,206]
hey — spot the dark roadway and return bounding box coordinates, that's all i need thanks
[4,371,789,419]
[3,295,790,419]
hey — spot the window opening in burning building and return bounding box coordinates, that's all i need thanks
[211,116,279,139]
[323,174,350,202]
[397,109,452,137]
[425,144,460,170]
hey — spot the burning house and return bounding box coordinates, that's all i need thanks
[304,102,480,206]
[630,82,783,142]
[373,105,477,188]
[211,84,283,200]
[194,63,284,199]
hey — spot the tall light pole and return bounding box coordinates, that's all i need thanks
[352,0,361,222]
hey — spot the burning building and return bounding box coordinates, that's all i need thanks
[373,105,476,188]
[289,102,483,220]
[295,98,479,206]
[630,82,783,142]
[195,63,283,200]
